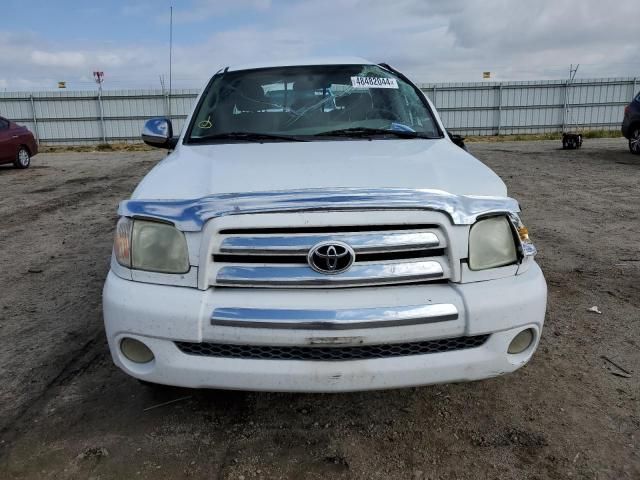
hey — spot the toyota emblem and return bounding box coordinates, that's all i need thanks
[307,241,355,274]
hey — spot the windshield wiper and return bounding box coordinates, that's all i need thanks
[189,132,308,143]
[314,128,438,139]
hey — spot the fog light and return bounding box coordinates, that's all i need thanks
[121,338,154,363]
[508,329,534,354]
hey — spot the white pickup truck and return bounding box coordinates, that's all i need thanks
[103,57,547,392]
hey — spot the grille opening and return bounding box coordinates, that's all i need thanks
[214,254,305,264]
[219,224,438,235]
[357,248,445,262]
[213,249,446,264]
[176,335,489,361]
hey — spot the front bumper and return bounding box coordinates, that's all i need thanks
[103,264,547,392]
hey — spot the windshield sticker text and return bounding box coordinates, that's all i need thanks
[351,77,399,89]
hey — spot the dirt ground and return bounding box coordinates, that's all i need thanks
[0,138,638,479]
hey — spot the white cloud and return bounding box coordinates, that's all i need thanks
[0,32,161,90]
[30,50,86,68]
[0,0,638,90]
[170,0,272,23]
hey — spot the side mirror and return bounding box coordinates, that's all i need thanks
[142,118,178,149]
[447,130,467,151]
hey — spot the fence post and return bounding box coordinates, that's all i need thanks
[497,84,503,135]
[97,90,106,143]
[562,79,569,133]
[432,85,437,107]
[29,94,40,145]
[633,78,637,99]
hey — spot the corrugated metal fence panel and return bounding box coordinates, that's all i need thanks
[422,77,637,135]
[0,88,200,144]
[0,79,636,143]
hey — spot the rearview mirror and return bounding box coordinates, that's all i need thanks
[142,118,178,149]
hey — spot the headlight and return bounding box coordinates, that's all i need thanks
[468,216,518,270]
[113,217,189,274]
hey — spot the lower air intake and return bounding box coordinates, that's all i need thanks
[175,335,490,361]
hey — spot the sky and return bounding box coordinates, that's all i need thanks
[0,0,637,91]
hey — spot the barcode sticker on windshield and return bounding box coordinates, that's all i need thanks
[351,76,399,89]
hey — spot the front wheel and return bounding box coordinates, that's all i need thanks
[13,146,31,169]
[629,128,640,155]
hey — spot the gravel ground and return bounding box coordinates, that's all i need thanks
[0,138,638,479]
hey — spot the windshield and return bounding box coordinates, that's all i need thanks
[186,64,442,143]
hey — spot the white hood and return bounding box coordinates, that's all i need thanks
[132,139,507,200]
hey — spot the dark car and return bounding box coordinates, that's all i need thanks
[0,116,38,168]
[622,91,640,155]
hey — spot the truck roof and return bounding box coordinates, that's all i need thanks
[226,56,375,72]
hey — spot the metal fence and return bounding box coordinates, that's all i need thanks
[0,77,637,144]
[421,77,638,136]
[0,89,196,145]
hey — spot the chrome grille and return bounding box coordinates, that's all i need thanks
[175,335,490,361]
[219,231,440,255]
[211,224,450,288]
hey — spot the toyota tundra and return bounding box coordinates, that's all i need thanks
[103,58,547,392]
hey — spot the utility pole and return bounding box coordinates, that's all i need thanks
[563,64,579,133]
[569,64,579,82]
[160,75,170,117]
[93,71,106,143]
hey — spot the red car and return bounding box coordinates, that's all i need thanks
[0,116,38,168]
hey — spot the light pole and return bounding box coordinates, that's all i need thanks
[168,5,173,117]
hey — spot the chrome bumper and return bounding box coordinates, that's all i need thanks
[210,303,459,330]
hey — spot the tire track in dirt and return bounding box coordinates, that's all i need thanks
[0,153,159,450]
[1,176,135,229]
[0,330,105,445]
